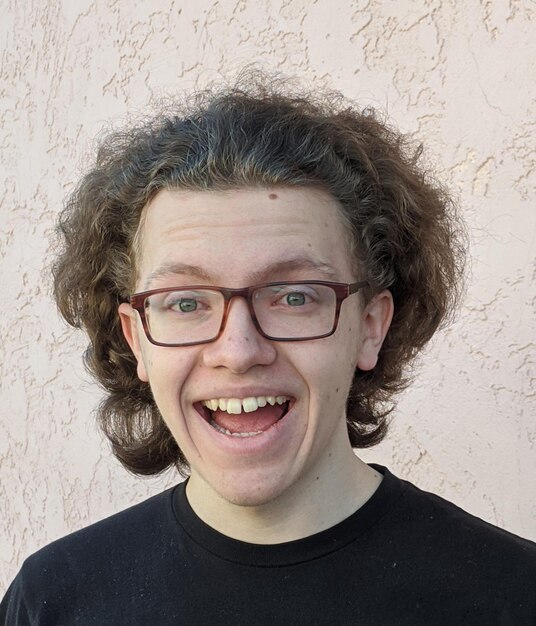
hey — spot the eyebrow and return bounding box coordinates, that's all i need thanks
[248,257,340,283]
[143,262,212,290]
[142,256,341,290]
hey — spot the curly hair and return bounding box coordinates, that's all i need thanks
[53,76,465,477]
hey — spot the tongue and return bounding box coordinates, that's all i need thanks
[212,404,285,433]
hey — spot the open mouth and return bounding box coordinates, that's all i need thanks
[196,396,291,438]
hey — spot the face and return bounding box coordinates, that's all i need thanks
[119,187,391,507]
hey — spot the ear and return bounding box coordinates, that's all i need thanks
[355,290,394,371]
[118,302,149,382]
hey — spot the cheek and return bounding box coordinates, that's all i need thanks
[141,347,196,406]
[326,338,360,403]
[292,341,356,404]
[342,310,364,366]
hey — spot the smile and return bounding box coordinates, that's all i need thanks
[197,396,292,438]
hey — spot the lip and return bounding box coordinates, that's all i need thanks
[191,396,298,456]
[194,397,293,426]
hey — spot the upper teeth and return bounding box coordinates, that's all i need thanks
[201,396,289,415]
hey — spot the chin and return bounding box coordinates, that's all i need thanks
[207,469,297,508]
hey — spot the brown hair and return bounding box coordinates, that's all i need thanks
[53,75,465,476]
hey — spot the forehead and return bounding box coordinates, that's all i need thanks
[135,187,355,290]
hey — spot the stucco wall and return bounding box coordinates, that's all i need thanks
[1,0,535,591]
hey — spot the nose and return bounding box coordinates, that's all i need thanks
[201,297,277,373]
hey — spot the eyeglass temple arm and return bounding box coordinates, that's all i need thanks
[348,280,370,295]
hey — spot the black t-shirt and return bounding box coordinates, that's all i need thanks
[2,466,535,625]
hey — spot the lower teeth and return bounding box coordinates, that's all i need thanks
[210,420,263,438]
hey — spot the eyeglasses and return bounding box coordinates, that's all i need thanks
[129,280,369,347]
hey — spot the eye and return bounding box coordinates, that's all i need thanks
[254,283,321,311]
[285,292,307,307]
[272,286,317,307]
[174,298,198,313]
[161,291,210,313]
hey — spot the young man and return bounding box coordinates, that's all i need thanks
[2,80,535,624]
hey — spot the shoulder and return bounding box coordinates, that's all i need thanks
[395,470,535,550]
[1,486,179,624]
[31,485,176,567]
[381,467,536,588]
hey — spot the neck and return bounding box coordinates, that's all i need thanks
[185,432,382,544]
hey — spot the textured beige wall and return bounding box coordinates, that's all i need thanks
[1,0,535,591]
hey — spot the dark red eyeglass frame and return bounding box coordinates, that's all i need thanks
[129,280,370,347]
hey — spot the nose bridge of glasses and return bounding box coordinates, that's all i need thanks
[221,287,260,331]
